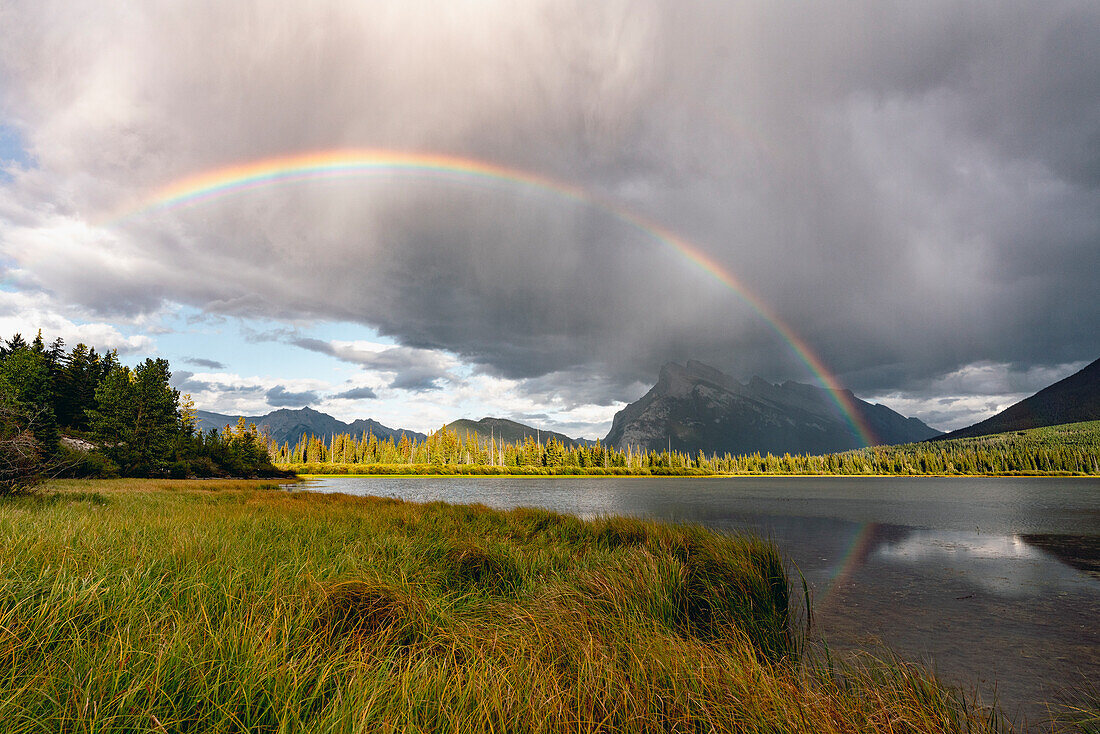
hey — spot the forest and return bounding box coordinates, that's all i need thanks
[0,331,280,493]
[275,419,1100,476]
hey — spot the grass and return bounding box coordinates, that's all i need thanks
[0,478,1024,733]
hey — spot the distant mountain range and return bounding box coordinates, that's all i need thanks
[194,407,426,446]
[445,417,593,448]
[194,355,1099,456]
[936,357,1100,440]
[603,360,941,455]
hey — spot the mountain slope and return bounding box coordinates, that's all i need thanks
[445,418,592,448]
[194,407,426,446]
[937,357,1100,440]
[604,361,940,455]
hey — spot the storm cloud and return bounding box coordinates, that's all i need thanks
[1,0,1097,428]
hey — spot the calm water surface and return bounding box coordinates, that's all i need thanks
[298,476,1100,726]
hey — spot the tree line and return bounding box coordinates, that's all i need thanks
[0,331,280,493]
[274,420,1099,476]
[4,328,1094,491]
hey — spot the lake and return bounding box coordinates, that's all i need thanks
[296,475,1099,727]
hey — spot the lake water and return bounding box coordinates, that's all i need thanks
[297,476,1100,727]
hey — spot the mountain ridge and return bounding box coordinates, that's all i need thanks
[194,407,427,447]
[604,360,941,455]
[193,408,595,449]
[936,357,1100,440]
[445,417,593,449]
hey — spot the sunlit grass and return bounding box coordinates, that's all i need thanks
[0,479,1017,732]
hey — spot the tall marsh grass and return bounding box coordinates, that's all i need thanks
[0,478,1019,732]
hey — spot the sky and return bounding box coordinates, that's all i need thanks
[1,1,1097,437]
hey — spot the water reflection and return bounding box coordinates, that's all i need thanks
[870,529,1096,597]
[1020,533,1100,579]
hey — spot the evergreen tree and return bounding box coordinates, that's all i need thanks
[89,359,180,476]
[55,343,102,430]
[0,347,59,455]
[2,334,28,356]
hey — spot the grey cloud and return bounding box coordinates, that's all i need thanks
[512,369,650,410]
[265,385,319,408]
[388,373,442,392]
[170,371,199,392]
[171,370,264,396]
[509,412,551,423]
[185,357,226,369]
[505,412,599,440]
[865,360,1088,430]
[291,338,455,392]
[241,325,300,344]
[331,386,378,400]
[1,0,1097,412]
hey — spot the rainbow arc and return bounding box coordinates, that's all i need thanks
[105,148,877,446]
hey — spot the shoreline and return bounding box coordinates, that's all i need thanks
[290,470,1097,479]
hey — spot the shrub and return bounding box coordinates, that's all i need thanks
[58,447,120,479]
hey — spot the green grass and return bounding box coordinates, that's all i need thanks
[0,478,1019,732]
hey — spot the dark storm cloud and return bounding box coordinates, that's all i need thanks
[265,385,319,408]
[185,357,226,370]
[1,0,1098,420]
[331,386,378,400]
[511,368,650,410]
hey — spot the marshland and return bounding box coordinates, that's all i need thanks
[0,478,1065,733]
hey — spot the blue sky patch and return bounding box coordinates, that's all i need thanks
[0,123,30,173]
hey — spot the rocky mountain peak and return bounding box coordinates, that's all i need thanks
[605,360,941,455]
[657,360,741,398]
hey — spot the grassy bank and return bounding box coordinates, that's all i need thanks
[0,479,1016,732]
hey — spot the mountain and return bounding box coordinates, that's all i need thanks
[445,417,592,449]
[936,357,1100,440]
[604,360,941,455]
[194,407,426,446]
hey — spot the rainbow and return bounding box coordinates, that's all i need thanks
[818,522,882,605]
[106,149,877,446]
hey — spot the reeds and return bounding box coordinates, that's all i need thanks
[0,478,1021,732]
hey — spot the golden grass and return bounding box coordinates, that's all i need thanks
[0,479,1021,733]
